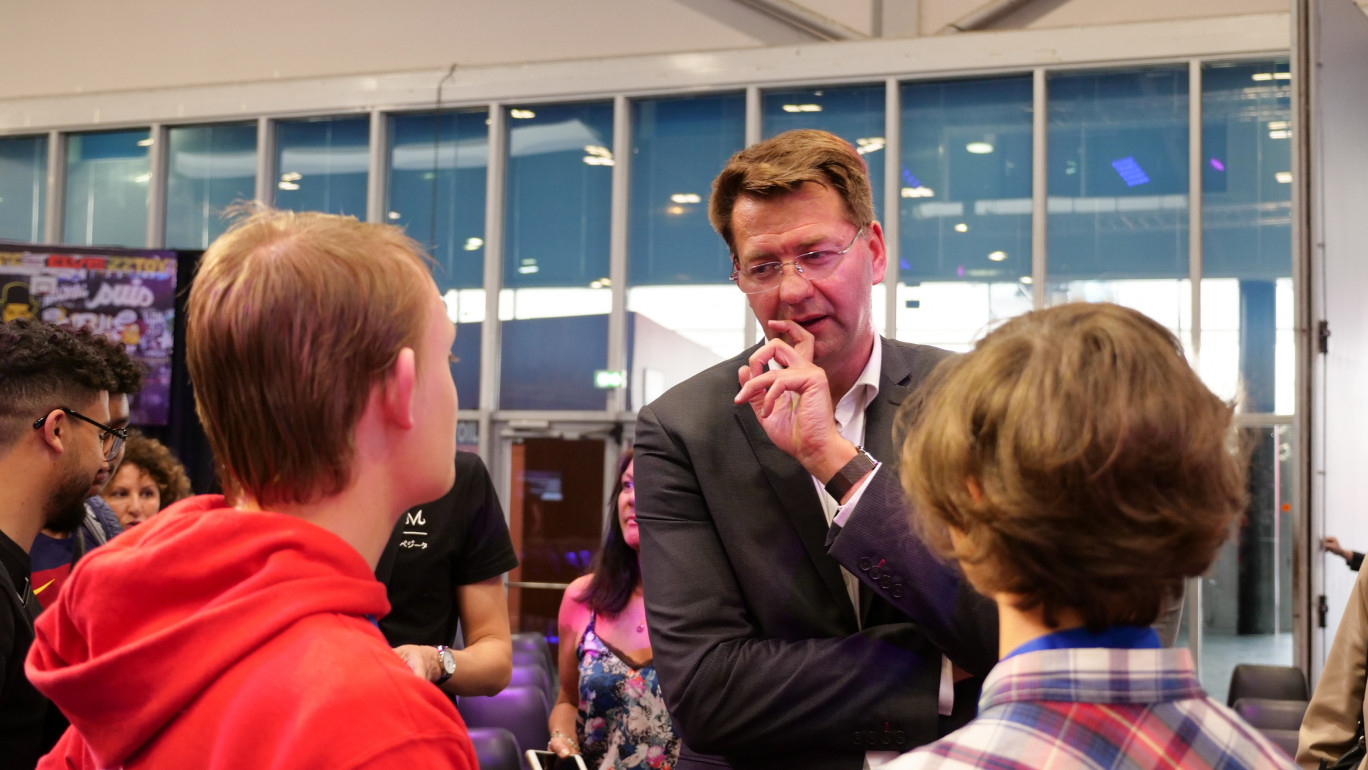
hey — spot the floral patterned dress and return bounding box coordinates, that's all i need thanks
[576,612,680,770]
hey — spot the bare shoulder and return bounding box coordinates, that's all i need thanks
[558,574,595,630]
[566,573,594,599]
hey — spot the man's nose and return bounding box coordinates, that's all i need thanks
[776,262,814,303]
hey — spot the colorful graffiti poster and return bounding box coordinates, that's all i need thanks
[0,248,177,426]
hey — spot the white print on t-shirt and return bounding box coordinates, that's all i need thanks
[400,508,429,549]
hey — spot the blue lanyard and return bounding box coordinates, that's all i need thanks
[1004,625,1161,660]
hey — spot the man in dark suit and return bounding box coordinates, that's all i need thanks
[634,130,998,770]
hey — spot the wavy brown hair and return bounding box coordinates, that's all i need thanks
[898,302,1247,630]
[709,129,874,254]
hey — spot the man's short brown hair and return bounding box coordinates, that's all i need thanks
[898,302,1246,630]
[187,207,433,508]
[709,129,874,252]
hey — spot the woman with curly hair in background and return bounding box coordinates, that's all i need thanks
[100,429,191,528]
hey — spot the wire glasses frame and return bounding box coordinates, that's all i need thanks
[729,227,865,295]
[32,407,129,462]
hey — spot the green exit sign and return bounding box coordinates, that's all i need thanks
[594,369,627,389]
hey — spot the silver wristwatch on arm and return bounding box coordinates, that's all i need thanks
[434,644,456,684]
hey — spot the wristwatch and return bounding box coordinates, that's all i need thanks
[824,447,877,501]
[435,645,456,685]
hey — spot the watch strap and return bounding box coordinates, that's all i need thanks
[824,447,877,501]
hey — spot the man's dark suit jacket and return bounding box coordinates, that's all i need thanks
[635,337,998,770]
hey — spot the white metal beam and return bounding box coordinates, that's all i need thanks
[0,13,1289,134]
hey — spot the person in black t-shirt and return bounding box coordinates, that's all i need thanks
[0,319,119,769]
[381,451,519,697]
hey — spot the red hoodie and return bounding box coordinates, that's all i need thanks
[26,495,477,770]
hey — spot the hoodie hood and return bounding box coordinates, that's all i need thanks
[26,495,390,766]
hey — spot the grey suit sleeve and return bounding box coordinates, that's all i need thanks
[826,472,999,677]
[635,404,947,757]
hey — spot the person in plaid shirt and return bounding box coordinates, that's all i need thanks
[881,302,1294,770]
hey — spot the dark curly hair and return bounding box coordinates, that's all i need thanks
[119,429,193,507]
[83,332,144,395]
[581,448,639,617]
[0,318,115,451]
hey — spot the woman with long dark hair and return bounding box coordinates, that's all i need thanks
[547,448,679,769]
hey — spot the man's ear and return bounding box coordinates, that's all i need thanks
[867,220,888,286]
[36,409,69,455]
[381,347,417,430]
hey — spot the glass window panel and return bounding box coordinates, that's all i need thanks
[627,93,745,410]
[1189,423,1294,702]
[898,76,1034,351]
[1046,68,1190,342]
[64,129,150,248]
[164,123,257,249]
[762,85,887,221]
[0,135,47,242]
[1200,61,1293,415]
[500,102,613,411]
[274,117,368,216]
[389,110,489,407]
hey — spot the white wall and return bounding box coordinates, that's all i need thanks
[1,0,1299,102]
[1306,0,1368,680]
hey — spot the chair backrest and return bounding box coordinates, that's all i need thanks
[1233,697,1309,731]
[510,661,558,705]
[512,631,555,667]
[1227,664,1309,706]
[459,685,551,764]
[1257,727,1299,760]
[468,727,523,770]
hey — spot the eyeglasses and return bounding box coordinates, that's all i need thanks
[730,227,864,295]
[32,407,128,462]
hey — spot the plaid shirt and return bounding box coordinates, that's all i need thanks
[883,646,1295,769]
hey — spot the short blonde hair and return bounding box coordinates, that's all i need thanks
[899,302,1246,630]
[187,206,432,508]
[709,129,873,253]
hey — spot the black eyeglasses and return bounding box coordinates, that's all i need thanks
[32,407,128,462]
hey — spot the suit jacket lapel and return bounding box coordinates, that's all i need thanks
[857,338,916,622]
[736,404,859,625]
[865,338,917,462]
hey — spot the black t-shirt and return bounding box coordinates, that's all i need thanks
[378,452,519,647]
[0,528,48,769]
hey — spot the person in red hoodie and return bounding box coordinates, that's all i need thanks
[26,207,478,770]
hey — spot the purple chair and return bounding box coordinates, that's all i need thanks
[467,727,522,770]
[511,631,555,670]
[458,685,550,766]
[510,661,557,705]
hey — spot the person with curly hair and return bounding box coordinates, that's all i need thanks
[30,330,143,611]
[0,317,117,768]
[100,430,192,528]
